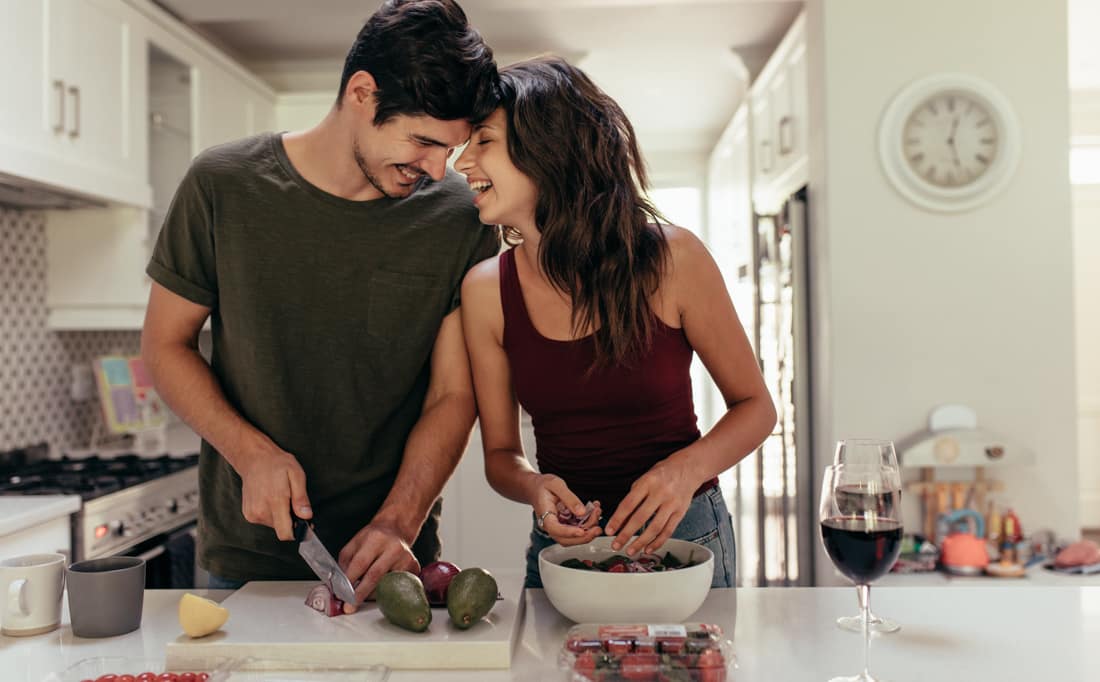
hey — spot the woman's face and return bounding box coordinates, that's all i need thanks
[455,108,538,230]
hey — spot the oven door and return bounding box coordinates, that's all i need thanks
[120,522,197,588]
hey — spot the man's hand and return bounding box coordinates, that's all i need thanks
[338,520,420,612]
[531,474,603,547]
[237,446,312,542]
[604,458,698,556]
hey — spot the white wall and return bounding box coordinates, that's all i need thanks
[1072,89,1100,528]
[806,0,1079,583]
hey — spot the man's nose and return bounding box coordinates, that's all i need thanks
[423,148,451,181]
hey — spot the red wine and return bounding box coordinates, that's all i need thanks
[820,516,902,584]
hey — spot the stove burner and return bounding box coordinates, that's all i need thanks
[0,452,199,500]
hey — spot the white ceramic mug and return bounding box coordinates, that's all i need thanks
[0,553,66,636]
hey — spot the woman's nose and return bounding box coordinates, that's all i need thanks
[455,145,475,173]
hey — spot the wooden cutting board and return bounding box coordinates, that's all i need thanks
[165,574,524,671]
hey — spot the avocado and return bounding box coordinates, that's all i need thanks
[376,571,432,633]
[446,567,498,630]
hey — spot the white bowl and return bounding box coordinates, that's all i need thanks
[538,536,714,623]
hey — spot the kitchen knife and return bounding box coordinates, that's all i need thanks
[292,514,358,607]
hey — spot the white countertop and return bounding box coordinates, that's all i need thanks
[3,584,1099,681]
[0,495,81,537]
[878,563,1100,586]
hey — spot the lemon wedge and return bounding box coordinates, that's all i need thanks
[178,592,229,638]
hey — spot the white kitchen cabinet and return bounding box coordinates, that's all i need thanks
[46,0,143,184]
[0,0,150,207]
[42,0,276,330]
[0,0,50,156]
[750,11,807,211]
[196,59,276,152]
[0,517,72,560]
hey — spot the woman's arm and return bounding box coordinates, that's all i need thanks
[461,257,600,545]
[606,226,778,555]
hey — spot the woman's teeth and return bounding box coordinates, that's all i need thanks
[469,180,493,193]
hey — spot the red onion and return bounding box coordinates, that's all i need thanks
[558,501,598,527]
[419,560,461,605]
[305,583,345,617]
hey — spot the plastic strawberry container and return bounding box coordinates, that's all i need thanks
[559,622,735,681]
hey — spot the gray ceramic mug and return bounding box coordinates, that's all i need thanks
[66,557,145,638]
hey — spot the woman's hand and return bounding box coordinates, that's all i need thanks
[604,458,699,556]
[531,474,603,546]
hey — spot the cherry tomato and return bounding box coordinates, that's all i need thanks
[95,676,118,682]
[117,676,137,682]
[608,563,627,573]
[197,675,209,682]
[136,675,158,682]
[179,674,197,682]
[155,674,178,682]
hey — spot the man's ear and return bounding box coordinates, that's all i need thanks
[343,70,379,111]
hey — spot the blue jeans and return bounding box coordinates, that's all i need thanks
[524,485,737,588]
[206,573,246,590]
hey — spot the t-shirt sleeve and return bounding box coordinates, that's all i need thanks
[448,225,501,312]
[145,161,219,308]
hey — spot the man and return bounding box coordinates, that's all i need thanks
[141,0,500,607]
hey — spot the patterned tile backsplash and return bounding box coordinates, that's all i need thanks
[0,207,142,452]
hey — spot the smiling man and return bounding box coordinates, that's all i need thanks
[140,0,500,605]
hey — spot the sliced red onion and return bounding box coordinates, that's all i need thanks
[557,501,599,527]
[305,583,345,617]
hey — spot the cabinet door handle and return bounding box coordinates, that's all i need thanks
[760,139,773,173]
[52,80,65,134]
[68,85,80,139]
[778,115,794,156]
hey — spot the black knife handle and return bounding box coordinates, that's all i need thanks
[291,512,310,543]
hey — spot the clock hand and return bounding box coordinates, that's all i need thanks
[947,116,961,168]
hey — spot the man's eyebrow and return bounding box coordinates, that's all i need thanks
[411,134,451,147]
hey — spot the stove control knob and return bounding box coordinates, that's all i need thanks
[167,499,179,514]
[109,521,127,537]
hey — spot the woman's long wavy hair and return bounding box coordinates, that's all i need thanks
[497,56,670,369]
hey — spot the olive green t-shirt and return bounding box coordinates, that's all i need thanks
[147,133,500,580]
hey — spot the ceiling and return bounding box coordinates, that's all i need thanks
[153,0,804,156]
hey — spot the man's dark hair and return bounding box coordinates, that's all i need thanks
[338,0,498,125]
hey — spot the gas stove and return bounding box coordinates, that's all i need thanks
[0,448,200,561]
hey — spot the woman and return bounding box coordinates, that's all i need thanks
[456,56,776,588]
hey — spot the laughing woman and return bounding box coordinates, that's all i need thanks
[456,56,776,589]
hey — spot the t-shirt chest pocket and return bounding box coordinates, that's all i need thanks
[366,270,446,388]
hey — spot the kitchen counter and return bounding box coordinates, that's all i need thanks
[2,585,1098,681]
[0,495,81,538]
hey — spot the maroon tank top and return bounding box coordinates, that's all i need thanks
[499,248,711,516]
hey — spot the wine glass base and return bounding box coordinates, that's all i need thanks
[836,614,901,634]
[828,674,880,682]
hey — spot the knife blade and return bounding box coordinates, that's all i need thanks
[292,515,358,606]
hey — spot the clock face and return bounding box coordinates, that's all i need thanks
[902,91,999,189]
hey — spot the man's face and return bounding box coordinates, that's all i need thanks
[353,114,472,198]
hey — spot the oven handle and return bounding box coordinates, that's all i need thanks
[134,545,166,562]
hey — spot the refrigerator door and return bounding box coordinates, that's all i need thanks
[738,190,813,586]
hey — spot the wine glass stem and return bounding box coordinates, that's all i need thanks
[860,583,872,676]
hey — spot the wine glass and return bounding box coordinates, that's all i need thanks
[820,464,903,682]
[832,439,902,634]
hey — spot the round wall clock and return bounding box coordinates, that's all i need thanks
[878,73,1021,212]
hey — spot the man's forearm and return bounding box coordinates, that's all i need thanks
[144,341,275,474]
[371,392,477,543]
